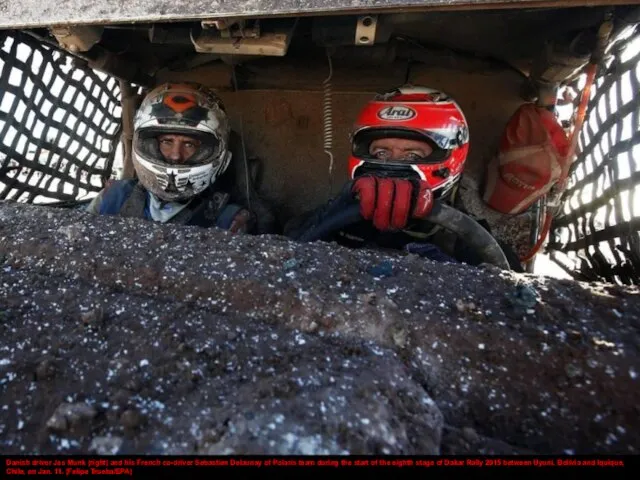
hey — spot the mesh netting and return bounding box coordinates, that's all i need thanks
[549,28,640,285]
[0,31,122,205]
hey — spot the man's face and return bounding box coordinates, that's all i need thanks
[368,137,433,163]
[157,134,201,164]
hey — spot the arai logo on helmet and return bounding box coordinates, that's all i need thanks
[377,106,416,121]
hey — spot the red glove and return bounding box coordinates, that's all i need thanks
[352,176,433,231]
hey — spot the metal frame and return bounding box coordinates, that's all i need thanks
[0,0,637,29]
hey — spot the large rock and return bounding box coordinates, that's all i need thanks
[0,202,638,455]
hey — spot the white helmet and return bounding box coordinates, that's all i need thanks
[132,82,231,202]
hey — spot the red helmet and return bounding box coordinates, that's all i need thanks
[348,86,470,200]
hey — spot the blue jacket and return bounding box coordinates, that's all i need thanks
[89,179,249,230]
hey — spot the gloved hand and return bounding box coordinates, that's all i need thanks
[352,176,434,231]
[229,208,255,234]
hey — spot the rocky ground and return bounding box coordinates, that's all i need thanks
[0,201,638,455]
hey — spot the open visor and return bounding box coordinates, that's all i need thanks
[134,128,223,167]
[352,128,451,165]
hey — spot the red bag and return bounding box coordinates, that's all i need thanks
[482,103,570,215]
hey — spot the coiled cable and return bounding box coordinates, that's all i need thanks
[323,48,334,194]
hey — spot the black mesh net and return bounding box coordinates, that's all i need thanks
[549,27,640,285]
[0,31,122,205]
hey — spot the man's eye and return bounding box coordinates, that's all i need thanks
[184,142,195,149]
[373,150,391,160]
[405,152,425,162]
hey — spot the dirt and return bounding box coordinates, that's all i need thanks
[0,201,639,455]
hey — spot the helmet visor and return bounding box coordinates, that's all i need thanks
[352,128,450,165]
[134,128,223,167]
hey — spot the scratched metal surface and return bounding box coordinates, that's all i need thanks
[0,0,623,29]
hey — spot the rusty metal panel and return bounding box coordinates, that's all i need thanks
[0,0,632,29]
